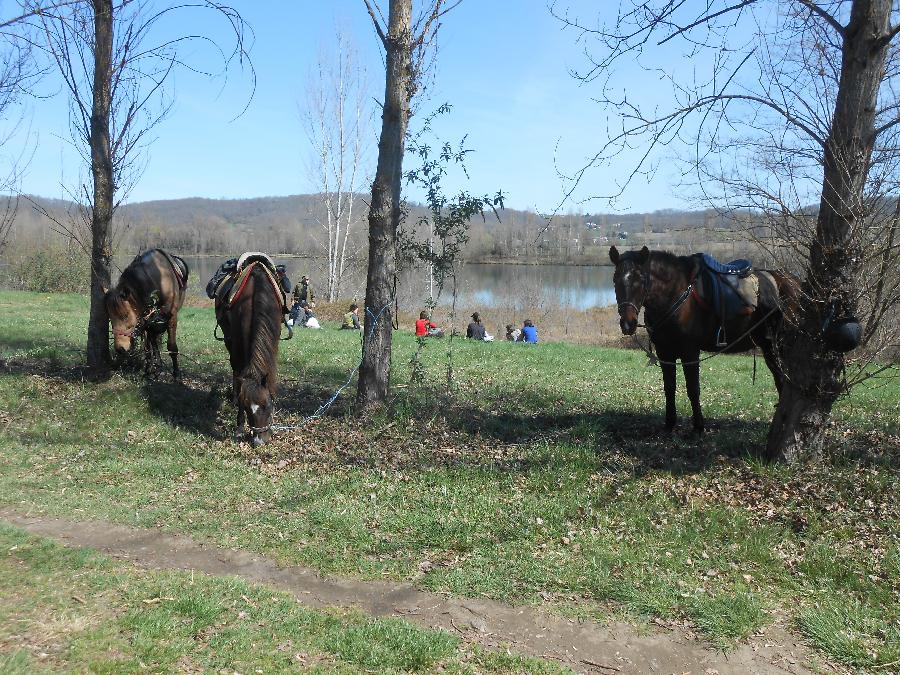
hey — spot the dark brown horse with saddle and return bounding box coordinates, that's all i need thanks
[609,246,798,435]
[212,254,290,447]
[104,249,189,378]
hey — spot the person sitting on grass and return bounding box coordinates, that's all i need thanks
[415,310,444,338]
[301,302,321,329]
[519,319,538,343]
[342,303,361,330]
[505,324,521,342]
[467,312,486,340]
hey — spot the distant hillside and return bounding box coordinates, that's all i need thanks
[3,193,763,265]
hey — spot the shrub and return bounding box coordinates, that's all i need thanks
[5,245,91,293]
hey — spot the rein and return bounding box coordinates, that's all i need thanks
[630,305,780,368]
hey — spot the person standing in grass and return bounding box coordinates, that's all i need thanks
[519,319,538,343]
[342,303,361,330]
[293,275,314,308]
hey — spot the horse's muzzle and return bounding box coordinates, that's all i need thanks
[620,318,638,335]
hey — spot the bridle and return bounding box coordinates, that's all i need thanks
[247,404,275,435]
[110,303,168,345]
[111,316,146,343]
[616,261,652,324]
[616,260,695,331]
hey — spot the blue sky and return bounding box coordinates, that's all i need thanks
[11,1,692,214]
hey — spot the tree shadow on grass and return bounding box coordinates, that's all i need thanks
[141,378,227,439]
[446,397,772,477]
[0,337,109,384]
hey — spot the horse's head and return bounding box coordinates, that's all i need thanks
[610,245,650,336]
[238,375,275,447]
[104,285,142,356]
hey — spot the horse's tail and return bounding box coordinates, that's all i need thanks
[239,266,280,401]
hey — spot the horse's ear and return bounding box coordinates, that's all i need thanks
[639,246,650,263]
[609,246,620,265]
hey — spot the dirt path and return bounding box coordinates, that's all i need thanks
[1,509,821,675]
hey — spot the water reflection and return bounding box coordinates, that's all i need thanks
[117,255,616,310]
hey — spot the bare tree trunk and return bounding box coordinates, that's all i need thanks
[86,0,113,369]
[766,0,891,462]
[357,0,412,408]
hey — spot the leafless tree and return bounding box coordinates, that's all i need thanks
[553,0,900,462]
[0,2,84,253]
[357,0,459,408]
[301,29,373,303]
[36,0,251,369]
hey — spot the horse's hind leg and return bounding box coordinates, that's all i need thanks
[682,353,704,435]
[660,353,678,431]
[167,315,180,380]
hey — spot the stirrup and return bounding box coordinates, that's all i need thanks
[715,325,728,348]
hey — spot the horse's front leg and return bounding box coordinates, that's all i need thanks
[682,354,704,435]
[167,315,180,381]
[232,375,246,440]
[143,336,154,377]
[660,353,678,431]
[150,335,163,378]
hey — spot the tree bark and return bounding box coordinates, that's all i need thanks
[86,0,114,369]
[766,0,891,461]
[357,0,412,408]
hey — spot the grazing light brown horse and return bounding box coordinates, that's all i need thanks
[214,258,286,446]
[104,249,188,378]
[610,246,797,435]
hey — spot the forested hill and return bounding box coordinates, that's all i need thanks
[6,193,760,264]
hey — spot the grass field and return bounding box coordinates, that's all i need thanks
[0,290,898,671]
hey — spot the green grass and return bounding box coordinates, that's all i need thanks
[0,523,561,673]
[1,290,898,669]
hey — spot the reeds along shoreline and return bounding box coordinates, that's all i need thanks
[257,298,631,348]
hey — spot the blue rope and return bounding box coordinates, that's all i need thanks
[271,301,392,430]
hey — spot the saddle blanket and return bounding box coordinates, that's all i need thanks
[696,253,759,319]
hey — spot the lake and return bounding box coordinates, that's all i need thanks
[131,255,617,312]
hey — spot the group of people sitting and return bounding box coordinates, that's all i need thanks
[286,275,361,331]
[505,319,538,343]
[287,275,321,329]
[415,310,538,343]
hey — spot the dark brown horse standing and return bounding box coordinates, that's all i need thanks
[214,257,287,446]
[104,249,189,378]
[610,246,797,435]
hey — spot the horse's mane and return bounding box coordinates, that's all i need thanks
[239,265,280,402]
[107,252,155,314]
[648,249,697,282]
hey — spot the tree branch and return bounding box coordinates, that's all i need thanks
[361,0,387,47]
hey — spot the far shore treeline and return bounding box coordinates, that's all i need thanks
[2,193,772,268]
